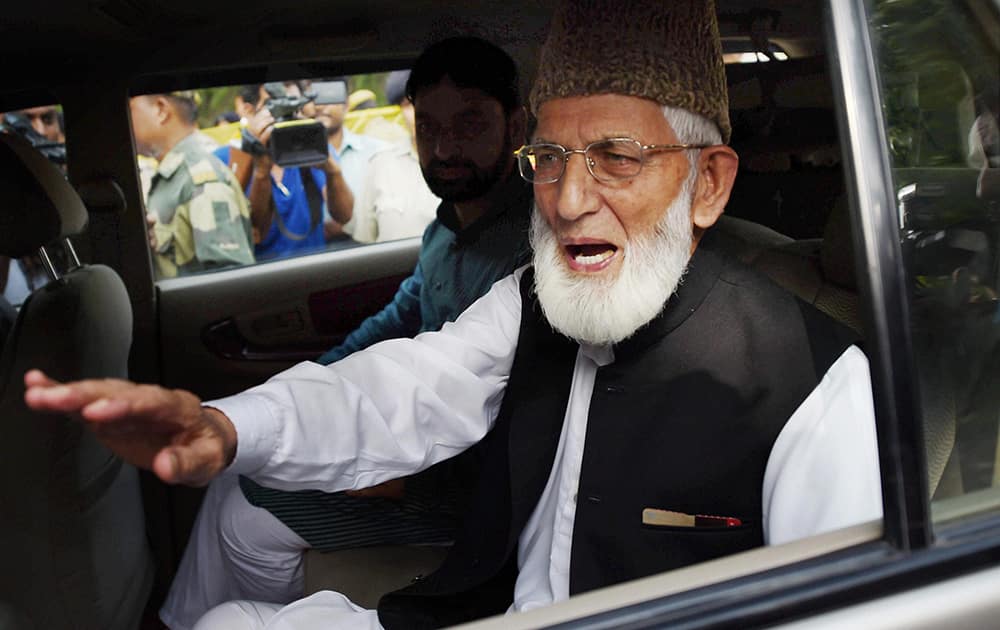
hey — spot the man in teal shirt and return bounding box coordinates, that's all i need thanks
[318,171,530,363]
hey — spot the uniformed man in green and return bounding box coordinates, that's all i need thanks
[131,91,255,278]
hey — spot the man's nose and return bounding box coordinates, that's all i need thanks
[30,118,46,136]
[552,153,600,222]
[433,132,462,160]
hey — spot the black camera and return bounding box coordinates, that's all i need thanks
[308,80,348,108]
[1,112,67,166]
[242,82,328,168]
[242,80,349,168]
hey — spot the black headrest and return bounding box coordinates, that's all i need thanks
[0,132,87,258]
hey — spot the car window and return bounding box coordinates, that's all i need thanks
[130,72,436,281]
[1,104,68,306]
[870,0,1000,520]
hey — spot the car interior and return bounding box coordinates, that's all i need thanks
[0,0,996,628]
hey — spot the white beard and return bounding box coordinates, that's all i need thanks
[529,177,696,346]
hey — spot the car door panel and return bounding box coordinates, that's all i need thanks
[157,238,420,401]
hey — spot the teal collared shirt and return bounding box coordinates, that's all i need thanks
[318,172,532,364]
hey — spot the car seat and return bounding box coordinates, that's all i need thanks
[718,196,958,498]
[0,132,153,629]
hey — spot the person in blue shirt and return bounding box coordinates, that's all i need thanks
[157,37,533,629]
[215,82,355,260]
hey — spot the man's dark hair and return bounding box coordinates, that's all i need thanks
[405,37,520,113]
[238,84,263,108]
[216,111,240,125]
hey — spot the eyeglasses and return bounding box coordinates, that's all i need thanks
[514,137,708,184]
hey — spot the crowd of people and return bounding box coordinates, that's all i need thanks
[134,71,441,278]
[0,73,439,306]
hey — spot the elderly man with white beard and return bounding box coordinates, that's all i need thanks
[23,1,882,628]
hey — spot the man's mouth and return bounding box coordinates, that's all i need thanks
[563,242,619,271]
[430,162,474,180]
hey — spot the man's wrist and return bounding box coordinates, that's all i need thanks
[323,157,342,176]
[202,391,281,477]
[252,163,272,179]
[202,406,238,470]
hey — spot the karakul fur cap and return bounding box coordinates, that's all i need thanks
[530,0,731,143]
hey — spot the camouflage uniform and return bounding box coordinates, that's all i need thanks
[146,133,254,278]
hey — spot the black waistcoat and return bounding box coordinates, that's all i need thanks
[378,232,857,629]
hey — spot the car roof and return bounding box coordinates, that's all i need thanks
[0,0,826,106]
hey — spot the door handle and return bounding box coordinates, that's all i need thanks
[202,318,337,362]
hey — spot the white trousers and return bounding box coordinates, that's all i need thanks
[159,474,312,630]
[192,592,382,630]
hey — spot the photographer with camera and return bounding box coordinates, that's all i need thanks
[1,105,69,308]
[228,82,354,260]
[2,106,67,169]
[14,105,64,143]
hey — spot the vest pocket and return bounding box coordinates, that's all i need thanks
[641,520,753,534]
[638,518,760,571]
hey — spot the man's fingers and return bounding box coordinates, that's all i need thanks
[81,397,132,422]
[27,376,205,434]
[258,126,272,144]
[25,376,142,421]
[146,212,159,248]
[24,375,226,486]
[154,437,225,487]
[24,369,58,388]
[152,449,181,484]
[25,381,92,412]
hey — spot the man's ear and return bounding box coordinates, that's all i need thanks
[508,106,528,147]
[690,144,739,231]
[153,96,171,125]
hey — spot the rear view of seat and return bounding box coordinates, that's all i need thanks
[0,133,153,629]
[745,196,862,332]
[718,196,957,498]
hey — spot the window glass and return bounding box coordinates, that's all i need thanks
[1,104,68,307]
[870,0,1000,519]
[131,72,437,280]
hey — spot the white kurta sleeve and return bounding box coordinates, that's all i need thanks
[762,345,883,545]
[209,269,525,493]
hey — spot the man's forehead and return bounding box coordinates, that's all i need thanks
[532,95,674,143]
[22,105,57,116]
[413,80,501,117]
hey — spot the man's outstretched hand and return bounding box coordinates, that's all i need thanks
[23,370,238,486]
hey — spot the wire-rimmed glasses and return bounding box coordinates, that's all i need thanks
[514,137,708,184]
